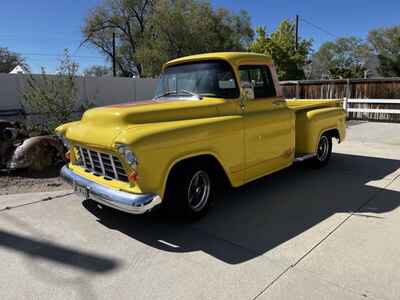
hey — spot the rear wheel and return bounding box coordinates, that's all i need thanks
[310,134,332,168]
[163,164,214,219]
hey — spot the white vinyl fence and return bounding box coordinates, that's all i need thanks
[0,73,158,117]
[343,98,400,122]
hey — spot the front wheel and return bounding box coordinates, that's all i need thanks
[310,134,332,168]
[163,165,214,219]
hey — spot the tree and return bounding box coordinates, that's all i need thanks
[309,37,372,79]
[368,26,400,77]
[23,49,80,132]
[216,9,254,51]
[83,65,112,77]
[249,20,312,81]
[82,0,253,77]
[82,0,154,77]
[0,47,27,73]
[136,0,253,76]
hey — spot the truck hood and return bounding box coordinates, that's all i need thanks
[64,98,222,148]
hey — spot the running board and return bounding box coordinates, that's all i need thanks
[294,154,316,162]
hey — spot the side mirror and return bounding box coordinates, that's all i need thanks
[241,82,255,100]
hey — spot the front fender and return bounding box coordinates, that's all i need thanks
[115,116,244,198]
[55,121,80,136]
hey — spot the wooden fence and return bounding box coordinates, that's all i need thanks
[280,78,400,100]
[280,78,400,122]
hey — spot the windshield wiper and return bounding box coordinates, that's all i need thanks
[154,89,203,100]
[179,90,203,99]
[154,90,177,99]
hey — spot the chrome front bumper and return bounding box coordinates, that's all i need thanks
[61,166,161,214]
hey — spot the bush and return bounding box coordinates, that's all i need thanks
[23,49,80,133]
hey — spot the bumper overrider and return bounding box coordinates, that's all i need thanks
[61,166,161,214]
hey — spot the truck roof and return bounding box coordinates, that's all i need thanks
[164,52,272,69]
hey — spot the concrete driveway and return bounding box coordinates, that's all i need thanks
[1,121,399,300]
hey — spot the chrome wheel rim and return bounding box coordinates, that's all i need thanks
[187,170,210,212]
[317,136,329,162]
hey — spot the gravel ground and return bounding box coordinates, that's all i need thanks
[0,165,70,195]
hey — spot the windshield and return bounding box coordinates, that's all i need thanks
[155,60,239,100]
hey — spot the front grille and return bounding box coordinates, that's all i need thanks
[76,145,129,182]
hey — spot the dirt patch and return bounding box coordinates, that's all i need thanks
[0,165,70,195]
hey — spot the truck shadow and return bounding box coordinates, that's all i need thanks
[83,153,400,264]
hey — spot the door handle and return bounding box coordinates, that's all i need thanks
[240,96,246,111]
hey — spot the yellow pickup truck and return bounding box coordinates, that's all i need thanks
[58,52,345,218]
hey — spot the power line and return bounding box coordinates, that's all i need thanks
[0,30,82,39]
[19,52,104,60]
[299,16,340,39]
[299,16,365,55]
[0,36,83,43]
[0,33,105,61]
[0,33,88,50]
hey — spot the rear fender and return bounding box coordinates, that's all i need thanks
[295,107,346,154]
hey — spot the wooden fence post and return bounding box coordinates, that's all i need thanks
[346,79,351,99]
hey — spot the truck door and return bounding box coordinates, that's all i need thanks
[239,65,294,182]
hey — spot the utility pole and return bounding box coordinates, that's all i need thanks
[295,15,299,51]
[112,32,116,77]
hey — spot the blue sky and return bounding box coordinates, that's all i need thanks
[1,0,399,73]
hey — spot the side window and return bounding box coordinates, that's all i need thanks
[239,65,276,99]
[261,67,276,97]
[239,68,251,84]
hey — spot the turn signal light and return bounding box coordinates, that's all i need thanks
[128,170,138,182]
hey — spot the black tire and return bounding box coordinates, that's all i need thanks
[163,163,214,219]
[309,134,332,168]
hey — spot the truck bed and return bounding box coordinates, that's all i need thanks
[286,99,342,111]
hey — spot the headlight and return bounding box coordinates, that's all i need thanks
[116,144,138,168]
